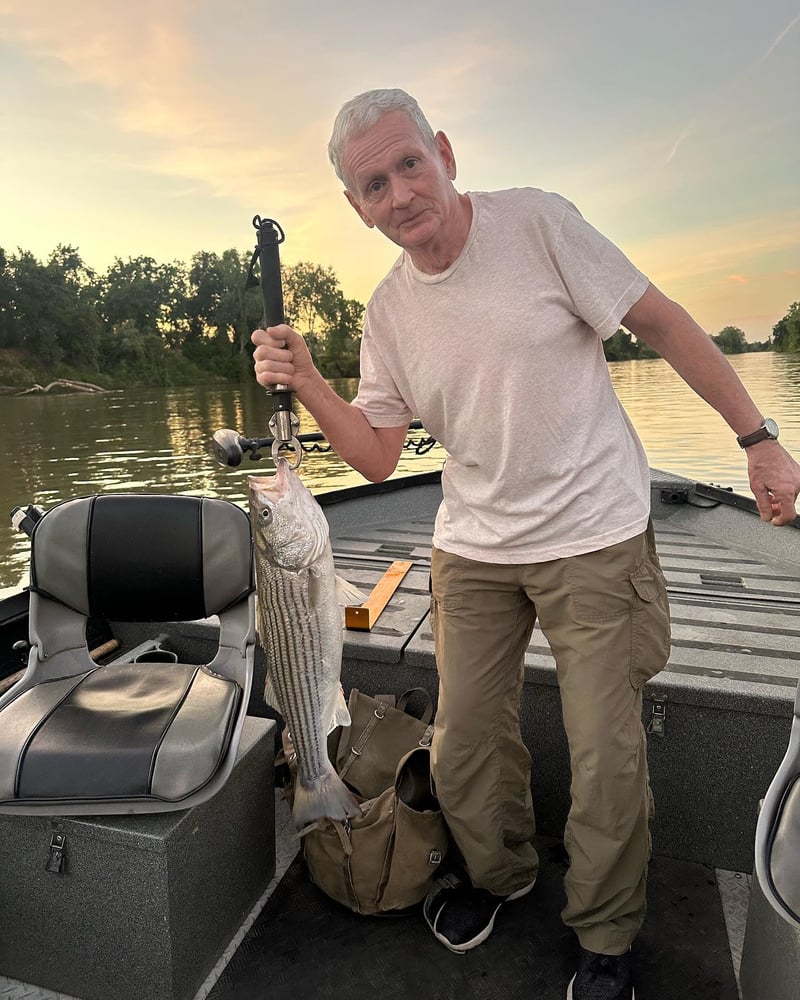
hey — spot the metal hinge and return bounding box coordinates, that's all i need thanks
[46,833,67,875]
[647,696,668,737]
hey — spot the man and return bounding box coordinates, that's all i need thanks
[252,88,800,1000]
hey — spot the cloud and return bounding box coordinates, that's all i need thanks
[627,208,800,285]
[762,10,800,60]
[728,274,748,285]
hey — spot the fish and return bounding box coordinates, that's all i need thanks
[249,459,361,828]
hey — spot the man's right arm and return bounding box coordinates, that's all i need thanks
[252,324,408,483]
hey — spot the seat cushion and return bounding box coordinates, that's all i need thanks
[4,662,241,804]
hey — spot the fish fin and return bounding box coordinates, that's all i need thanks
[335,575,369,607]
[327,684,351,733]
[292,761,361,828]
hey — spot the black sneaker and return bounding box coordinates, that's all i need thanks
[567,947,635,999]
[422,871,536,953]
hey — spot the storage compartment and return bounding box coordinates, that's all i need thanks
[0,716,276,1000]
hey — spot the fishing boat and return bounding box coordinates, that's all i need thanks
[0,456,799,1000]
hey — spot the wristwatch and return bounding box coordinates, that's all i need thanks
[736,417,779,449]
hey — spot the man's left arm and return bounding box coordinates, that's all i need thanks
[622,282,800,525]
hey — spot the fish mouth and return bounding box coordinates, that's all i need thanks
[248,458,290,499]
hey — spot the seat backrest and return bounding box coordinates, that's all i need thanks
[754,681,800,927]
[30,493,253,623]
[0,493,257,815]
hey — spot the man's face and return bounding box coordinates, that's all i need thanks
[341,110,459,254]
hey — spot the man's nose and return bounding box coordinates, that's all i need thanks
[389,175,414,207]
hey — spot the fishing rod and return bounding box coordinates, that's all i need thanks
[211,421,437,468]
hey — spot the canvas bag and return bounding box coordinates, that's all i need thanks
[301,744,448,915]
[334,688,435,799]
[282,688,448,915]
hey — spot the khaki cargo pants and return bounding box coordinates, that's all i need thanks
[429,522,671,955]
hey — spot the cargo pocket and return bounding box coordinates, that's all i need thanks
[629,560,671,688]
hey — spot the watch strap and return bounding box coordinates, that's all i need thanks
[737,420,778,449]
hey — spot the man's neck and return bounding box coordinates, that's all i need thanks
[408,192,473,275]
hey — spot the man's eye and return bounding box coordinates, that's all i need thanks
[368,181,383,194]
[404,158,419,169]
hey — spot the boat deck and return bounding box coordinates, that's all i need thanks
[3,472,799,1000]
[329,496,800,694]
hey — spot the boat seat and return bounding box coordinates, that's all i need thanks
[754,679,800,925]
[0,493,255,815]
[740,679,800,999]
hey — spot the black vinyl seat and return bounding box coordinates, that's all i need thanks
[0,493,255,815]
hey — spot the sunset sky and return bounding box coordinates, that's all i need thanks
[2,1,798,341]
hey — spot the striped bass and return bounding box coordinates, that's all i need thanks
[249,459,360,828]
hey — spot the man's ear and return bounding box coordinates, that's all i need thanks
[435,131,457,180]
[344,190,375,229]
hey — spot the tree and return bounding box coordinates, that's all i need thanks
[602,329,660,362]
[0,240,367,385]
[772,302,800,354]
[603,329,639,361]
[712,326,747,355]
[213,249,263,354]
[326,295,364,355]
[98,256,188,347]
[12,252,64,365]
[45,246,102,368]
[282,262,341,361]
[0,247,16,348]
[186,250,227,344]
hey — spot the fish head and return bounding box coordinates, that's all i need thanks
[248,460,331,571]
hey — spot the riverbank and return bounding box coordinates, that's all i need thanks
[0,346,360,394]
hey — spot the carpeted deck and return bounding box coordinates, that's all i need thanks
[207,837,739,1000]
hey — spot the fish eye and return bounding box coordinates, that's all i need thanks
[260,508,272,522]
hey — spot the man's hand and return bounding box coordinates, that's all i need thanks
[746,441,800,525]
[250,322,408,483]
[252,324,321,399]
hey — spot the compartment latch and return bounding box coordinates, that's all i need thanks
[647,696,668,737]
[46,832,67,875]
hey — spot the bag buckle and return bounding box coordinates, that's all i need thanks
[374,704,387,720]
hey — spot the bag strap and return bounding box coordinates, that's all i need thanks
[338,698,393,784]
[299,818,354,857]
[396,687,434,725]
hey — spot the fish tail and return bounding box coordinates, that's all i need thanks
[293,762,360,828]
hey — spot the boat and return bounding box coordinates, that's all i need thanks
[0,459,799,1000]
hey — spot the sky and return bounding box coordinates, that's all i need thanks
[1,1,799,342]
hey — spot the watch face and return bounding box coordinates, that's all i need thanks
[765,418,779,439]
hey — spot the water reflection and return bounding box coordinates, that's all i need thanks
[609,353,800,493]
[1,354,799,592]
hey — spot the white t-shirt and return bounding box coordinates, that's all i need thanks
[352,187,652,563]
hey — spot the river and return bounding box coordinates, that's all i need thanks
[1,352,799,594]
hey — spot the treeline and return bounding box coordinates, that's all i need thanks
[1,243,797,388]
[602,312,799,363]
[0,244,365,387]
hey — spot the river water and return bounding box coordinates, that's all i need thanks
[1,352,799,594]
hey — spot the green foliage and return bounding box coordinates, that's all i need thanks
[772,302,800,353]
[281,262,363,365]
[0,243,365,385]
[712,326,747,354]
[603,329,660,361]
[1,238,793,388]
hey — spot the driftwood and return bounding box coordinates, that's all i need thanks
[14,379,108,396]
